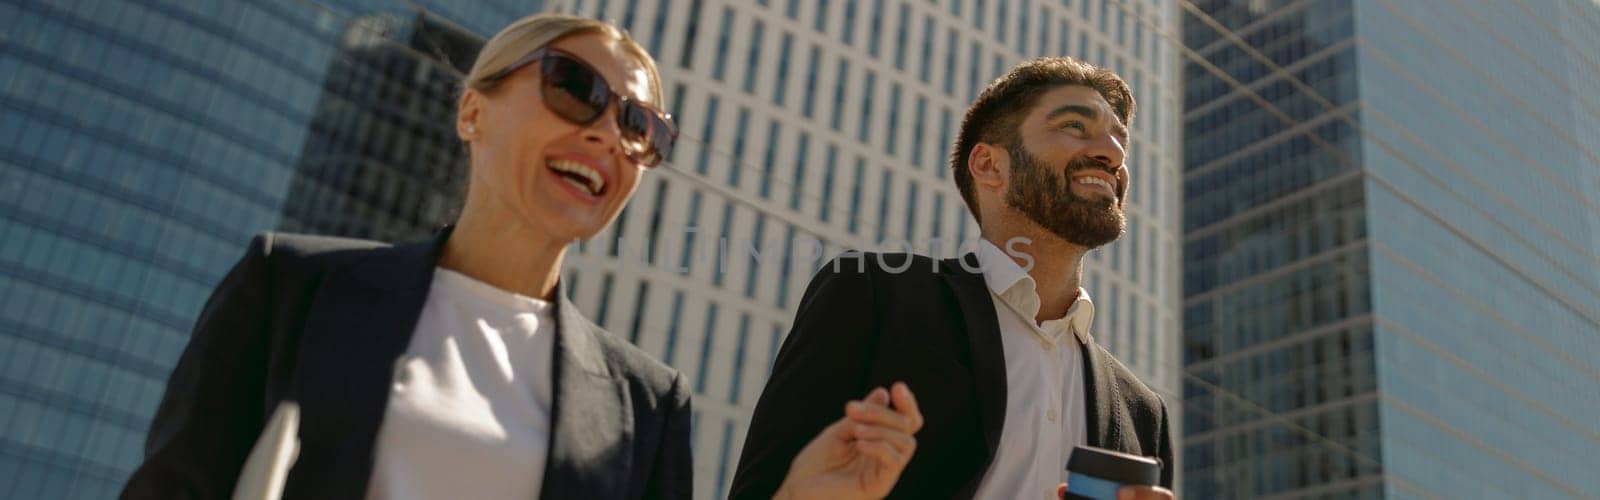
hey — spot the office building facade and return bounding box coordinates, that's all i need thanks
[1181,0,1600,498]
[0,0,1183,498]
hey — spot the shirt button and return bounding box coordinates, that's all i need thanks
[1047,409,1058,422]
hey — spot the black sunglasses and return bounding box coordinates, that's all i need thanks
[484,47,677,168]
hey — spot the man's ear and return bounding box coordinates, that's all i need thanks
[968,142,1009,192]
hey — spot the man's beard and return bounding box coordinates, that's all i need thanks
[1003,139,1126,249]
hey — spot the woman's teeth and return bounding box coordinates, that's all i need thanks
[548,159,604,195]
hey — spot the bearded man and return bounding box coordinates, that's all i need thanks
[730,58,1176,500]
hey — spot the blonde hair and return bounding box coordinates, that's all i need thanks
[463,14,662,105]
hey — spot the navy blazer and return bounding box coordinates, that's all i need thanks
[121,230,692,499]
[731,252,1174,499]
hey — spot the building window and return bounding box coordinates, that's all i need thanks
[859,71,877,143]
[696,96,721,175]
[911,96,927,168]
[842,0,858,45]
[728,107,750,187]
[1133,3,1144,56]
[663,291,684,363]
[778,225,797,307]
[1098,0,1108,33]
[621,0,641,30]
[1115,3,1126,46]
[609,206,631,257]
[696,302,720,393]
[802,45,821,118]
[876,170,892,242]
[649,0,674,54]
[679,0,705,68]
[967,41,981,102]
[679,191,703,274]
[937,106,952,179]
[790,132,811,211]
[919,15,934,83]
[1128,218,1139,283]
[760,120,780,198]
[743,20,766,94]
[831,58,850,131]
[1106,283,1119,351]
[868,0,886,58]
[730,313,752,403]
[712,8,735,81]
[745,215,766,297]
[974,0,987,32]
[893,2,910,70]
[814,0,831,32]
[904,181,919,241]
[1037,5,1049,55]
[668,84,688,163]
[885,83,901,156]
[646,179,668,264]
[943,28,958,95]
[1059,19,1071,56]
[996,0,1008,45]
[628,281,650,343]
[956,215,969,254]
[713,420,736,500]
[849,158,866,234]
[595,273,614,327]
[772,33,794,105]
[713,203,735,286]
[820,144,839,222]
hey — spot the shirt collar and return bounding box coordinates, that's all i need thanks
[976,239,1095,345]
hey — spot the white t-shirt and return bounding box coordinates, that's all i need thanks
[366,268,556,500]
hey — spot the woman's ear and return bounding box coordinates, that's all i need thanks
[457,89,483,142]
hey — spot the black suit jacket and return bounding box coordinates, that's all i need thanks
[121,230,692,499]
[730,252,1173,499]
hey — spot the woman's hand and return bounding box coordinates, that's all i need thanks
[773,382,924,500]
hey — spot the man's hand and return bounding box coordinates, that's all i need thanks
[774,382,924,500]
[1056,482,1175,500]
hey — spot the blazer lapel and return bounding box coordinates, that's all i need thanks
[940,255,1007,469]
[540,288,633,500]
[283,231,445,499]
[1080,341,1120,449]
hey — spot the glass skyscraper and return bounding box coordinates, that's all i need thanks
[1,0,1184,498]
[0,1,528,497]
[1181,0,1600,498]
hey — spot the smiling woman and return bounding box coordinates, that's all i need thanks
[120,13,922,500]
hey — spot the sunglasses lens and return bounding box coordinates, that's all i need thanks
[541,55,607,123]
[617,102,676,168]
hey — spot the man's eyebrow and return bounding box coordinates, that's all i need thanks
[1111,121,1130,142]
[1044,104,1097,121]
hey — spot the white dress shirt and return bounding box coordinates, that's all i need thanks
[365,268,556,500]
[971,239,1095,500]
